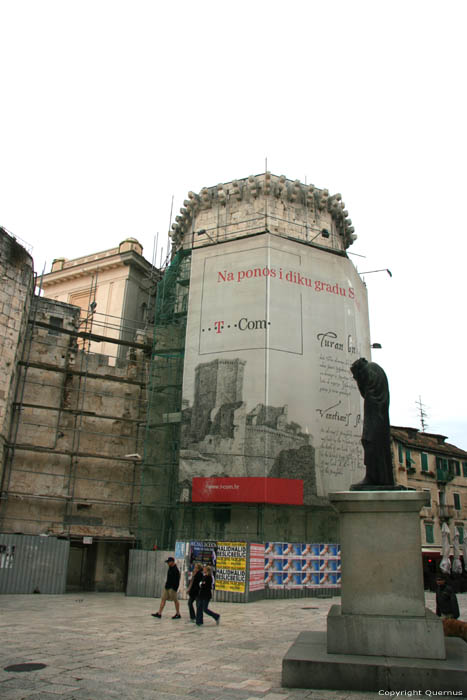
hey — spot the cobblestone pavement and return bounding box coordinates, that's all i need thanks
[0,592,466,700]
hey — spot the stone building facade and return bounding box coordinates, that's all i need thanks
[391,426,467,586]
[41,238,157,360]
[0,228,153,592]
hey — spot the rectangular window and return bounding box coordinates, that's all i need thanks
[425,523,434,544]
[422,489,431,507]
[453,493,461,511]
[463,462,467,478]
[398,443,404,463]
[48,316,63,336]
[454,461,461,476]
[421,453,429,472]
[457,526,464,544]
[405,449,412,469]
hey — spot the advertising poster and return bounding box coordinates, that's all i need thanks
[180,233,370,502]
[189,540,217,567]
[215,541,247,593]
[249,543,265,592]
[187,540,217,593]
[174,540,191,599]
[264,542,341,589]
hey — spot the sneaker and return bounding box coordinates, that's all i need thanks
[216,615,220,626]
[172,613,181,619]
[190,618,196,623]
[151,613,161,618]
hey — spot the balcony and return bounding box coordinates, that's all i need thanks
[435,504,455,520]
[436,467,454,483]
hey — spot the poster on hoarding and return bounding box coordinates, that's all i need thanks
[264,542,341,589]
[215,541,247,593]
[249,543,265,592]
[174,540,190,599]
[189,540,217,567]
[180,233,369,503]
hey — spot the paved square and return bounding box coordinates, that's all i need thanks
[0,592,465,699]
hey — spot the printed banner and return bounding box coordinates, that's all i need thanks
[215,541,247,593]
[191,477,303,504]
[249,543,265,592]
[180,233,370,502]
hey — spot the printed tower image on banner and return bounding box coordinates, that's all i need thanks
[179,232,370,501]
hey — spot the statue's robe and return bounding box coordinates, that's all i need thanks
[353,360,394,487]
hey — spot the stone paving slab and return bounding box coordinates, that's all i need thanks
[0,592,465,699]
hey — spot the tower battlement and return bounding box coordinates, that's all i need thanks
[170,173,356,253]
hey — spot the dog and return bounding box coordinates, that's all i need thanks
[442,617,467,642]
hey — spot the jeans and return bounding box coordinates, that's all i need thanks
[196,597,219,625]
[188,596,197,620]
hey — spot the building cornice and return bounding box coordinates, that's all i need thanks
[41,250,154,288]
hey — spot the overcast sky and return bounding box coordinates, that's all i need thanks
[2,1,466,449]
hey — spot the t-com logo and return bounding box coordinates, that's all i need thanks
[202,318,272,334]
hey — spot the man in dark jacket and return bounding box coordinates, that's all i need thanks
[152,557,181,619]
[435,575,460,619]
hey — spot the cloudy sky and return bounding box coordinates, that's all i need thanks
[2,1,466,448]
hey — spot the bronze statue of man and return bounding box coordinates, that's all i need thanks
[350,357,394,489]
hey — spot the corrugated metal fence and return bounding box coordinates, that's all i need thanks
[0,534,69,594]
[126,549,172,598]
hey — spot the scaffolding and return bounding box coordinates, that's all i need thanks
[137,248,337,549]
[0,292,151,543]
[138,249,191,549]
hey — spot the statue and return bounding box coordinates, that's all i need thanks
[350,357,394,489]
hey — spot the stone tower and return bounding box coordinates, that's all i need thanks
[190,358,245,441]
[147,173,370,545]
[169,172,356,254]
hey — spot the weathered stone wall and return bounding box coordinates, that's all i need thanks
[2,295,149,542]
[169,173,356,253]
[0,228,34,490]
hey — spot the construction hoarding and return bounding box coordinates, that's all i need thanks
[180,233,370,500]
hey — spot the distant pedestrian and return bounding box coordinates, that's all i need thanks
[435,575,460,620]
[152,557,181,619]
[196,565,220,626]
[187,563,203,623]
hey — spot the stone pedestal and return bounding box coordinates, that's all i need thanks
[282,490,467,693]
[327,491,445,659]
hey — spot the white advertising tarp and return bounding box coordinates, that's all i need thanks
[180,233,370,499]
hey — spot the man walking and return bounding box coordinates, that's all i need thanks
[152,557,181,619]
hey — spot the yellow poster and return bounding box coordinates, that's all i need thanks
[215,542,247,592]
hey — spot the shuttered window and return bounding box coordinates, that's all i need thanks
[425,523,434,544]
[421,453,428,472]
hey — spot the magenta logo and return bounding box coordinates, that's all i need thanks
[202,318,271,334]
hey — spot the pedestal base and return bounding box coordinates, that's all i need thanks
[327,605,446,659]
[282,631,467,693]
